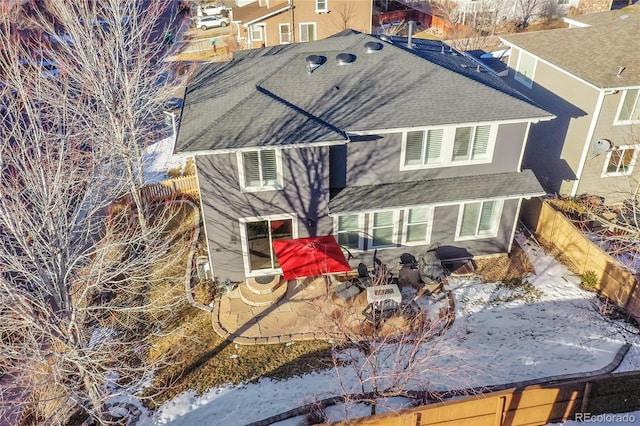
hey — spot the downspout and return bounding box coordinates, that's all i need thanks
[571,90,606,197]
[289,0,295,43]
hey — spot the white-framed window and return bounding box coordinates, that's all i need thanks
[237,149,283,192]
[279,23,291,44]
[240,214,297,276]
[299,22,316,42]
[402,207,433,245]
[250,24,264,42]
[602,146,638,177]
[368,210,399,249]
[401,124,496,170]
[614,89,640,124]
[404,129,444,166]
[514,50,536,88]
[456,200,503,240]
[316,0,328,12]
[335,214,363,250]
[452,125,491,162]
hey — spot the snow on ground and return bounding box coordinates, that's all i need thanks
[142,135,190,184]
[134,233,640,425]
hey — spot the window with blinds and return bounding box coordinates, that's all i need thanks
[316,0,328,11]
[371,211,394,247]
[453,125,490,162]
[242,149,280,190]
[404,129,443,166]
[336,214,360,249]
[458,200,501,239]
[402,125,494,169]
[405,207,431,243]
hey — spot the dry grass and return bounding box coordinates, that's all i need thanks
[474,243,535,283]
[145,307,333,409]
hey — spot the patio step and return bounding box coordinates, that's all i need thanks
[238,280,288,307]
[245,275,284,295]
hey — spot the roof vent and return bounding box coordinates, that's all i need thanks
[364,41,383,53]
[379,34,392,43]
[305,54,326,74]
[336,53,356,65]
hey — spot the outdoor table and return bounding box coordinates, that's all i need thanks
[366,284,402,305]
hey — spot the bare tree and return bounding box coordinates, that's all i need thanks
[515,0,543,28]
[0,1,195,424]
[330,0,361,33]
[315,268,476,419]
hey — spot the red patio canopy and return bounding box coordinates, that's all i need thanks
[272,236,352,280]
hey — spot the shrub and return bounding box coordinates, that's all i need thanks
[581,270,599,289]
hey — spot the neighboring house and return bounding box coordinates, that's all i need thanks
[230,0,372,48]
[403,0,612,24]
[176,30,552,282]
[500,6,640,204]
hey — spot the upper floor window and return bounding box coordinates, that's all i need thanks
[299,22,316,42]
[615,89,640,124]
[515,51,536,88]
[403,207,433,245]
[336,214,361,250]
[401,124,495,170]
[237,149,282,191]
[316,0,328,12]
[279,23,291,44]
[452,125,491,162]
[602,146,637,177]
[456,200,503,240]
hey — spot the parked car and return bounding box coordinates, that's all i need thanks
[195,15,229,30]
[201,4,230,16]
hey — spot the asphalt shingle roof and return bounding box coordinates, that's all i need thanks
[501,6,640,89]
[328,169,544,214]
[177,31,551,152]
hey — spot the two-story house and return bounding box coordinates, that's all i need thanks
[176,30,552,282]
[231,0,373,48]
[500,6,640,204]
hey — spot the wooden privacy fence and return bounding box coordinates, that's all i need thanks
[325,371,640,426]
[521,197,640,322]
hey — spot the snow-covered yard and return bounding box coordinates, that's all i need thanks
[126,232,640,425]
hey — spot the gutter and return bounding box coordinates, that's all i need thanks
[571,89,606,197]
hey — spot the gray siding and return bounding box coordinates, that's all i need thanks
[346,122,529,187]
[196,146,332,282]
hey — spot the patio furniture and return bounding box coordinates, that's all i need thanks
[333,280,364,302]
[366,283,402,305]
[362,299,401,327]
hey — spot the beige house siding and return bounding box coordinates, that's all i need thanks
[574,89,640,203]
[576,0,613,14]
[242,0,372,49]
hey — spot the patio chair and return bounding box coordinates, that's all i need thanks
[333,279,364,302]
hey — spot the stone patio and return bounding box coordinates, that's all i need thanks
[211,274,452,345]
